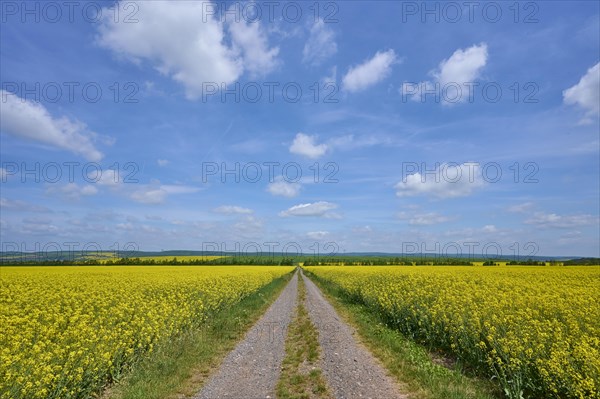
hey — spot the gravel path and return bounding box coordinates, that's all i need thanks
[195,271,298,399]
[301,271,407,399]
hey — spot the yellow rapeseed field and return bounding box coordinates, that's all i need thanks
[304,266,600,399]
[0,266,293,399]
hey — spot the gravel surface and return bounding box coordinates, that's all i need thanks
[301,271,407,399]
[195,272,298,399]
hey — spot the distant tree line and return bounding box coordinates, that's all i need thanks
[0,257,296,266]
[302,257,472,266]
[100,257,296,266]
[563,258,600,265]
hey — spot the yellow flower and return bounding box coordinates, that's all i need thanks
[305,265,600,398]
[0,265,293,398]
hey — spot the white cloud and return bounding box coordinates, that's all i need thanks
[563,62,600,124]
[289,133,328,159]
[287,133,389,161]
[94,169,121,187]
[0,198,51,212]
[20,220,59,235]
[507,202,535,213]
[398,211,452,225]
[98,1,278,100]
[395,162,484,199]
[233,215,264,236]
[81,185,98,196]
[157,159,169,166]
[352,225,372,233]
[46,183,98,200]
[435,43,488,86]
[214,205,253,214]
[0,91,103,161]
[307,231,330,239]
[116,222,135,231]
[342,49,398,93]
[525,212,599,229]
[160,185,200,194]
[402,43,488,104]
[130,188,168,204]
[267,177,301,198]
[303,18,337,66]
[279,201,338,217]
[228,13,279,77]
[129,184,198,204]
[482,224,498,233]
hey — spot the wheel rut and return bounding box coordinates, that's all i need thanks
[301,271,407,399]
[195,272,298,399]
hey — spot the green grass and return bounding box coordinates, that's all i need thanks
[303,270,500,399]
[277,275,332,399]
[104,272,293,399]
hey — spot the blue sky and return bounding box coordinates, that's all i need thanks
[1,1,599,257]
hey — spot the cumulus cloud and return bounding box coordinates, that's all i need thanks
[214,205,253,214]
[279,201,338,217]
[93,169,122,187]
[563,62,600,124]
[342,49,398,92]
[395,162,484,199]
[303,18,337,66]
[98,1,278,100]
[289,133,328,159]
[228,14,280,77]
[525,212,599,229]
[0,91,103,161]
[402,43,488,104]
[267,177,301,198]
[435,43,488,86]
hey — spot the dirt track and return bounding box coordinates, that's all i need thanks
[301,271,406,399]
[195,270,406,399]
[195,272,298,399]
